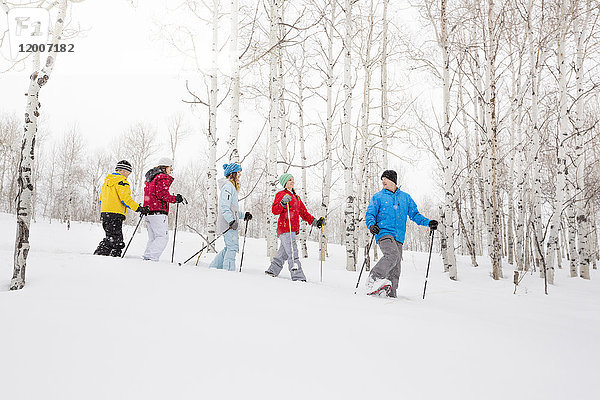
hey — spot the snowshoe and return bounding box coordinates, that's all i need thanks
[366,278,392,297]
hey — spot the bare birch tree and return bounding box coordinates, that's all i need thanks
[11,0,68,290]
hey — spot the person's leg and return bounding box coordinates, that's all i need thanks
[144,215,169,261]
[368,235,400,286]
[208,249,226,269]
[107,215,125,257]
[286,233,306,281]
[387,242,403,298]
[266,235,289,276]
[143,216,156,260]
[222,230,240,271]
[94,214,112,255]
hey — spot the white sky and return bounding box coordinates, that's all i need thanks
[0,0,442,206]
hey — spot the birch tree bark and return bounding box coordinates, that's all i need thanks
[228,0,240,163]
[527,0,544,273]
[486,0,502,280]
[380,0,390,170]
[440,0,457,280]
[545,0,571,284]
[11,0,68,290]
[294,44,309,258]
[358,0,376,270]
[457,62,478,268]
[574,0,592,280]
[266,0,281,258]
[320,0,336,262]
[205,0,220,250]
[343,0,356,271]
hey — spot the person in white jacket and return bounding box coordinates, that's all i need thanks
[209,163,252,271]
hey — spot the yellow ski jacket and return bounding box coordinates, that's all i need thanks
[99,173,140,216]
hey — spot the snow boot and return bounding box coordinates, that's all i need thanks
[366,278,392,297]
[265,270,276,277]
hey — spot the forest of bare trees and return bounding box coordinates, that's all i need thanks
[2,0,599,290]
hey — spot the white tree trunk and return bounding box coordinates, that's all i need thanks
[343,0,356,271]
[527,0,543,272]
[574,0,592,280]
[12,0,68,290]
[440,0,457,280]
[380,0,389,170]
[358,0,375,266]
[487,0,502,280]
[320,0,336,262]
[546,0,570,284]
[266,0,281,258]
[297,57,308,259]
[458,63,478,268]
[206,0,220,251]
[228,0,240,163]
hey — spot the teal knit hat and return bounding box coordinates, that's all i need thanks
[279,173,293,187]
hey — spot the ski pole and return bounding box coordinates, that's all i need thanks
[319,224,324,282]
[122,214,144,258]
[179,228,231,266]
[171,202,179,263]
[286,203,298,271]
[354,235,375,294]
[422,229,436,299]
[239,218,250,272]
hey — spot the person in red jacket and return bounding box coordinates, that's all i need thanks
[265,173,325,281]
[142,157,184,261]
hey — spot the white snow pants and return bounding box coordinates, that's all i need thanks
[143,214,169,261]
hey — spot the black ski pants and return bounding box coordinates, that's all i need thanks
[94,212,126,257]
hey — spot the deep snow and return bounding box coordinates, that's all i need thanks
[1,213,598,400]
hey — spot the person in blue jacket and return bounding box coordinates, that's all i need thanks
[209,163,252,271]
[364,170,438,297]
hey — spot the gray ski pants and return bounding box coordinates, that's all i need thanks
[369,235,403,297]
[266,232,307,281]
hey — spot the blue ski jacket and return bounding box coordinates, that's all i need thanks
[365,188,430,243]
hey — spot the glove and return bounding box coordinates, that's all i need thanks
[229,219,239,230]
[312,217,325,228]
[137,206,150,216]
[244,212,253,222]
[175,194,185,203]
[429,220,438,230]
[280,194,292,208]
[369,225,380,235]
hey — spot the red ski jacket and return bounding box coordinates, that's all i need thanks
[143,169,176,214]
[272,189,315,236]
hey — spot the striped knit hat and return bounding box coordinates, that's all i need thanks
[115,160,132,173]
[279,173,293,187]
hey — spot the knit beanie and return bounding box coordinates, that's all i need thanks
[115,160,132,173]
[157,157,174,168]
[381,170,397,185]
[279,173,293,188]
[223,163,242,177]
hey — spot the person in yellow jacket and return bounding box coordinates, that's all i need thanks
[94,160,149,257]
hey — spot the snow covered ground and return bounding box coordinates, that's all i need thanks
[1,213,598,399]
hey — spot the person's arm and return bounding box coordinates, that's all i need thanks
[297,196,315,225]
[116,180,140,211]
[155,176,177,203]
[365,196,379,228]
[272,191,285,215]
[220,185,236,224]
[407,195,430,226]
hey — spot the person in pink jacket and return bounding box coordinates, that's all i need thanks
[142,157,184,261]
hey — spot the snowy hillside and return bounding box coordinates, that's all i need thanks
[1,213,598,400]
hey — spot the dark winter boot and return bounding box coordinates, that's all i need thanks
[94,240,111,256]
[109,248,122,257]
